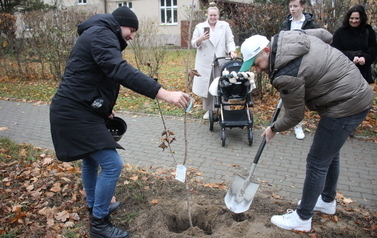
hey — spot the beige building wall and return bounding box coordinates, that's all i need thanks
[105,0,198,46]
[43,0,105,12]
[40,0,198,46]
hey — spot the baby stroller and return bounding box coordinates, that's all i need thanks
[208,57,255,147]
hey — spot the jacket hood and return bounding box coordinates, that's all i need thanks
[304,28,333,44]
[78,14,119,35]
[77,14,127,50]
[272,30,310,70]
[271,29,332,71]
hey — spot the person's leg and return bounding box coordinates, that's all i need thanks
[87,149,129,238]
[297,108,370,220]
[271,108,369,231]
[271,116,344,231]
[321,151,339,202]
[203,94,214,111]
[82,156,99,209]
[203,56,220,114]
[82,157,121,214]
[89,149,123,219]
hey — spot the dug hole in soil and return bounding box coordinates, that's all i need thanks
[110,165,376,238]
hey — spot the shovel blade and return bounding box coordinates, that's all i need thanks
[224,174,260,213]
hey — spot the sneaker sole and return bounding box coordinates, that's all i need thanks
[271,219,311,232]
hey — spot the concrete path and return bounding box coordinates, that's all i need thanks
[0,100,376,211]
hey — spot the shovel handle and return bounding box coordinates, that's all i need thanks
[270,99,283,124]
[252,99,283,165]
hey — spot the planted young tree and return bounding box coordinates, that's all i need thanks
[180,1,199,230]
[129,15,198,231]
[179,3,206,93]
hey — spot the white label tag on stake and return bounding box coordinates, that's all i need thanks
[175,164,187,182]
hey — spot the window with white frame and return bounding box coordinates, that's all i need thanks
[78,0,87,5]
[117,1,132,9]
[160,0,177,24]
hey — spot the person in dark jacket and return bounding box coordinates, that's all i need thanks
[239,29,373,232]
[49,6,190,238]
[331,5,377,84]
[280,0,316,31]
[280,0,317,140]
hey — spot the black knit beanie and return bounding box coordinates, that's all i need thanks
[112,6,139,31]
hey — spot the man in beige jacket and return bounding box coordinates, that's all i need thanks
[239,29,373,232]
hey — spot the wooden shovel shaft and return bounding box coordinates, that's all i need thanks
[252,99,282,165]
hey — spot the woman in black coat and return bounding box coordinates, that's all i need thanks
[331,5,377,84]
[49,6,190,238]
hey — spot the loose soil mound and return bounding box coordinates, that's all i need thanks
[113,166,376,238]
[1,153,376,237]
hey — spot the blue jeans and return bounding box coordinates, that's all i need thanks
[297,108,370,220]
[82,149,123,218]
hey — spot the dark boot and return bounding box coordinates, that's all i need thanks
[89,215,130,238]
[88,202,121,215]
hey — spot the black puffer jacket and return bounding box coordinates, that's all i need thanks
[331,24,377,84]
[280,13,316,31]
[50,14,161,161]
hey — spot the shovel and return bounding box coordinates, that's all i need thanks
[224,99,283,213]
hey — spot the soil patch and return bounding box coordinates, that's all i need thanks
[1,155,376,238]
[111,166,376,238]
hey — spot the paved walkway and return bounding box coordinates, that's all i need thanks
[0,100,376,211]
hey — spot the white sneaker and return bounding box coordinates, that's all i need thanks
[203,111,209,120]
[298,195,336,215]
[271,209,312,232]
[294,126,305,139]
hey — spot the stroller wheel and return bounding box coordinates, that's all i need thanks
[209,110,214,131]
[248,129,253,146]
[221,130,226,147]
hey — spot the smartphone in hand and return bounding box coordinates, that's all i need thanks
[204,27,210,36]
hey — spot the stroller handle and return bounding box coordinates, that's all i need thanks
[213,56,243,64]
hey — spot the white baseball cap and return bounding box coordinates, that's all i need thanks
[239,35,270,72]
